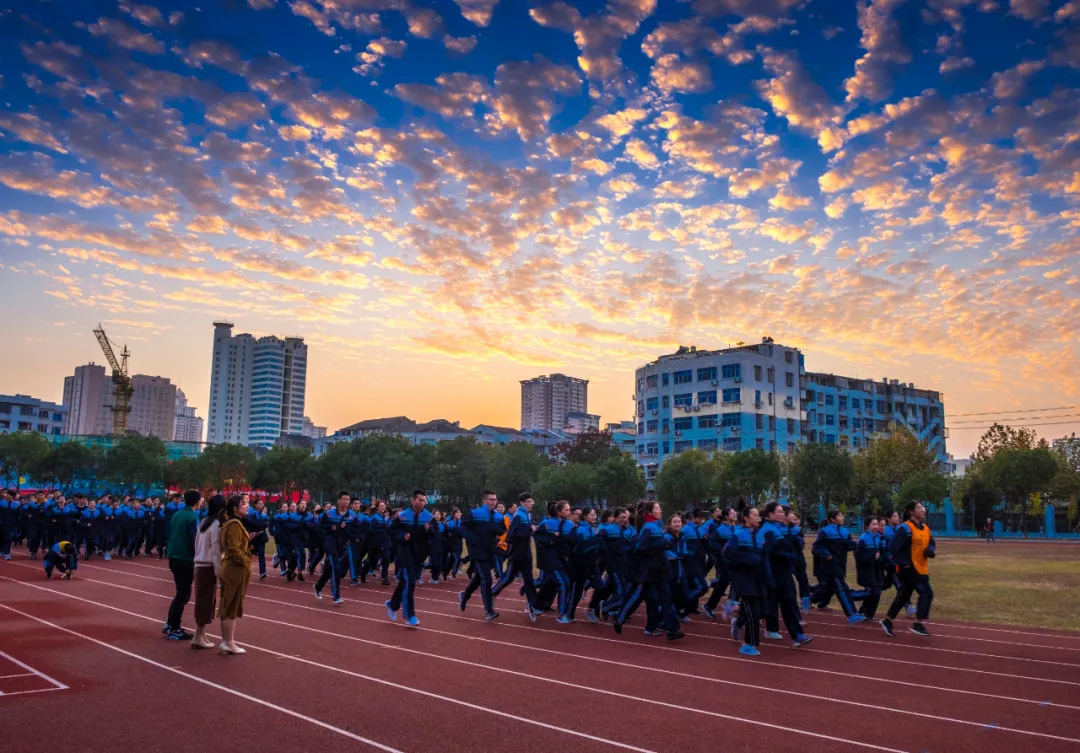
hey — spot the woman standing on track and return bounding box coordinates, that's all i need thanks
[218,495,252,655]
[192,495,225,650]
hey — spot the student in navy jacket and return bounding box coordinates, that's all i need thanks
[854,516,885,619]
[1,489,20,559]
[457,491,506,620]
[343,498,364,584]
[760,502,813,647]
[313,492,351,605]
[387,490,433,626]
[426,509,446,583]
[492,492,540,621]
[613,502,683,641]
[442,508,464,579]
[364,501,392,585]
[589,507,635,618]
[785,510,812,612]
[664,514,691,620]
[682,509,709,609]
[533,500,575,621]
[77,497,102,559]
[812,509,866,623]
[703,506,738,619]
[568,506,601,622]
[723,505,766,655]
[243,498,270,579]
[272,502,292,576]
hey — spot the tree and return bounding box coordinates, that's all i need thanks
[959,473,997,531]
[199,443,257,494]
[551,430,619,465]
[47,441,99,493]
[983,447,1058,536]
[165,456,208,493]
[251,446,315,502]
[434,436,488,507]
[788,442,854,525]
[973,423,1043,462]
[715,449,781,505]
[0,431,52,489]
[593,452,646,508]
[1048,435,1080,526]
[852,428,938,511]
[354,433,415,500]
[655,449,713,513]
[895,471,949,508]
[533,462,597,505]
[104,436,167,496]
[487,442,545,503]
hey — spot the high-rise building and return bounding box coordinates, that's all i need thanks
[62,363,111,436]
[173,388,204,443]
[633,339,804,486]
[0,395,66,436]
[128,375,177,439]
[207,322,308,448]
[520,373,589,431]
[565,411,601,434]
[301,416,326,439]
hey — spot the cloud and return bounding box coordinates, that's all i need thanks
[122,3,166,27]
[354,37,407,76]
[454,0,499,26]
[595,108,648,139]
[530,0,657,82]
[487,57,582,140]
[395,73,489,118]
[757,49,847,141]
[939,56,974,73]
[624,138,659,168]
[443,35,478,55]
[87,18,164,54]
[650,54,713,93]
[843,0,911,102]
[1009,0,1049,21]
[0,113,67,153]
[991,60,1045,99]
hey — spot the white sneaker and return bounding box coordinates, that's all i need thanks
[219,642,246,655]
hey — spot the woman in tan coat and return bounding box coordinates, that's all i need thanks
[218,495,252,655]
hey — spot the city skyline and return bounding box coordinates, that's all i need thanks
[2,1,1079,455]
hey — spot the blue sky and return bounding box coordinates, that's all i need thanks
[1,0,1079,453]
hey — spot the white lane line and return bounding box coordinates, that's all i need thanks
[0,600,402,752]
[0,650,68,690]
[0,577,665,753]
[0,673,34,680]
[42,564,1080,745]
[0,687,66,698]
[1,575,908,753]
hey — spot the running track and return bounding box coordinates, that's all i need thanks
[2,552,1080,753]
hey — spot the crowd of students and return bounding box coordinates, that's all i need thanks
[0,487,937,654]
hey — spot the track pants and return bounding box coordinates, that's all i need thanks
[462,560,495,613]
[764,579,803,640]
[389,565,420,619]
[616,581,679,636]
[166,558,195,632]
[315,552,345,601]
[535,569,570,617]
[816,575,858,617]
[492,559,538,605]
[887,569,932,621]
[737,594,762,647]
[252,539,266,577]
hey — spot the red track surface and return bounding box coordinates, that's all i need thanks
[3,546,1080,753]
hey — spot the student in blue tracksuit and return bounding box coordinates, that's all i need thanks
[567,507,601,622]
[682,509,709,611]
[282,502,305,581]
[812,509,866,624]
[723,505,766,655]
[97,497,115,561]
[313,492,351,605]
[613,502,683,641]
[0,489,18,559]
[664,514,691,621]
[24,493,46,558]
[426,509,446,583]
[492,493,539,620]
[150,499,168,557]
[344,498,365,584]
[272,502,292,576]
[854,516,885,619]
[785,510,812,612]
[761,502,814,647]
[589,508,634,619]
[443,508,464,579]
[386,490,433,626]
[458,491,506,620]
[44,540,78,579]
[245,498,270,579]
[364,501,392,585]
[533,500,574,621]
[78,498,102,559]
[303,502,322,575]
[703,506,738,619]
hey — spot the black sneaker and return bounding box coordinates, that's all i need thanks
[880,617,895,637]
[167,629,193,641]
[613,620,623,635]
[297,573,305,582]
[911,622,930,637]
[162,623,171,635]
[666,630,685,641]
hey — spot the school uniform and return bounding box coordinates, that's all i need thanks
[681,520,709,605]
[443,518,464,578]
[493,507,539,607]
[245,507,271,577]
[880,524,901,591]
[364,512,391,584]
[151,506,168,557]
[854,530,885,618]
[614,520,680,638]
[388,507,434,621]
[811,523,859,617]
[303,511,322,574]
[426,519,446,582]
[704,522,737,612]
[761,520,804,641]
[723,525,765,648]
[786,523,812,605]
[314,508,350,601]
[282,511,306,579]
[43,540,77,578]
[533,516,574,617]
[886,520,935,621]
[589,522,634,616]
[78,505,102,559]
[664,529,691,617]
[459,505,507,615]
[568,521,601,620]
[0,497,18,558]
[272,509,292,575]
[344,509,365,583]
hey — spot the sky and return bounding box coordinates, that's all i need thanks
[0,0,1079,456]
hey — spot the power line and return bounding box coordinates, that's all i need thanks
[950,412,1080,425]
[946,419,1080,431]
[948,405,1079,417]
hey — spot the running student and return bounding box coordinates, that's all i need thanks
[246,499,270,580]
[812,509,866,624]
[589,508,633,620]
[613,502,683,641]
[43,540,77,579]
[760,502,813,647]
[703,506,738,620]
[533,500,574,622]
[458,491,506,620]
[854,516,885,620]
[443,508,464,579]
[492,492,539,621]
[724,505,764,656]
[313,492,350,606]
[568,506,601,622]
[387,490,433,627]
[881,501,935,637]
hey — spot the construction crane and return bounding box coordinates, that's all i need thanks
[93,324,134,436]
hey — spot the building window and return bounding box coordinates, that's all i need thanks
[755,414,763,429]
[722,388,740,403]
[722,364,741,380]
[697,390,717,405]
[646,397,658,411]
[662,373,669,386]
[673,370,692,385]
[723,438,741,451]
[637,400,644,415]
[826,415,835,426]
[787,418,796,434]
[662,395,669,409]
[767,367,774,383]
[673,440,693,453]
[646,375,658,388]
[756,437,764,450]
[838,396,847,409]
[785,351,793,363]
[754,365,762,381]
[637,378,644,391]
[646,442,658,456]
[785,372,795,388]
[661,441,670,454]
[825,434,836,444]
[825,394,834,406]
[722,412,741,427]
[698,416,717,429]
[662,418,669,431]
[674,417,693,431]
[768,415,775,431]
[697,367,717,382]
[698,438,718,451]
[647,420,658,432]
[674,393,693,407]
[852,397,861,409]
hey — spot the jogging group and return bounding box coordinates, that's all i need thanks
[0,487,936,653]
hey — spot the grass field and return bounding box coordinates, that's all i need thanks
[269,538,1080,631]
